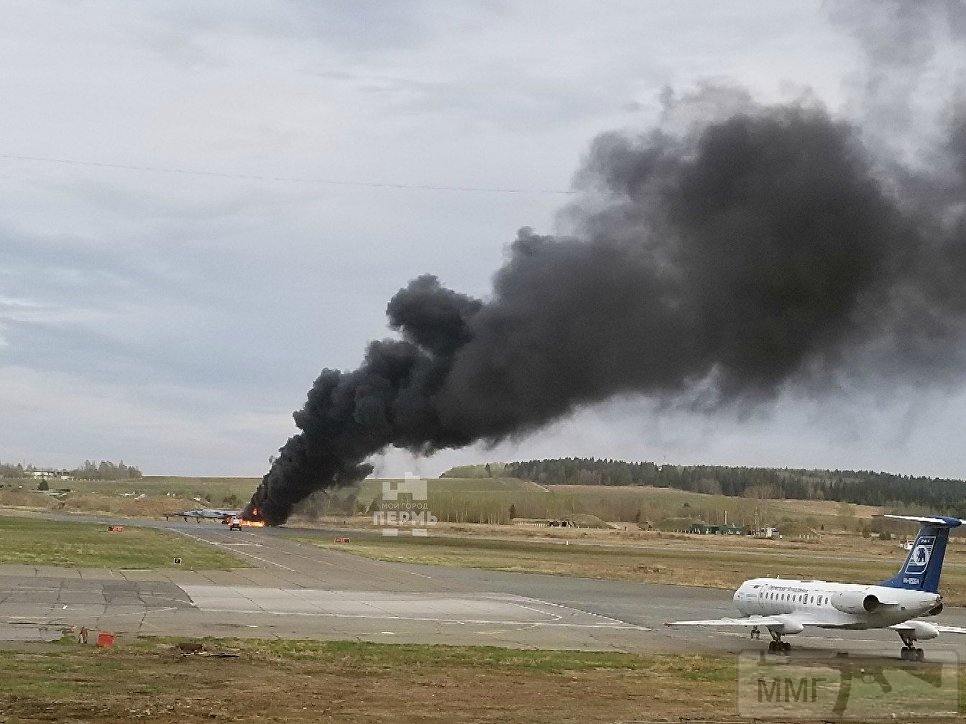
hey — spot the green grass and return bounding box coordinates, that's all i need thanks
[0,516,246,569]
[0,637,738,722]
[214,637,652,673]
[77,476,260,502]
[5,636,963,722]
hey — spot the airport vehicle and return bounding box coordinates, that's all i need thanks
[667,515,966,660]
[227,515,242,531]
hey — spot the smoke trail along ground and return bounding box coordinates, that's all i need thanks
[243,98,966,525]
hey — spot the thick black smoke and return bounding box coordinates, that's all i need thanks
[246,97,966,525]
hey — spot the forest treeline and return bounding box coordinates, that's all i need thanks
[445,459,966,514]
[0,460,143,480]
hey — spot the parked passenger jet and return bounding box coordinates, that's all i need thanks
[667,515,966,660]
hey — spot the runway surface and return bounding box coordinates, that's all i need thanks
[4,513,966,659]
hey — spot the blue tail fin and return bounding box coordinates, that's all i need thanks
[878,515,963,593]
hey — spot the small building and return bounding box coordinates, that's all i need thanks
[688,522,745,535]
[30,469,73,480]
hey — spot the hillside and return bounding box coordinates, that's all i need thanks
[442,458,966,514]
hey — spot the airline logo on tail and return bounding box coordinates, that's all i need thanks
[906,536,935,576]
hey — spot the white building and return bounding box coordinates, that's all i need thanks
[29,470,73,481]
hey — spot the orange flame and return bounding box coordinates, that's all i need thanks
[240,520,266,528]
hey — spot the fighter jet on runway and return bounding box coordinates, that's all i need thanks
[667,515,966,660]
[167,508,240,523]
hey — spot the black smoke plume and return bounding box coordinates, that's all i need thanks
[245,92,966,525]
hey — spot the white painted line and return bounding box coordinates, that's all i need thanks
[109,606,180,617]
[521,596,639,627]
[171,529,298,572]
[192,607,650,629]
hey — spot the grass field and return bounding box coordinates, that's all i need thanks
[0,637,735,722]
[59,475,260,507]
[325,476,883,530]
[2,473,884,534]
[0,476,261,519]
[300,532,966,605]
[0,516,244,569]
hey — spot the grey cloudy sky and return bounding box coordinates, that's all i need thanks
[2,1,964,478]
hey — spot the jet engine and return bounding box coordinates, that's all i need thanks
[831,590,886,614]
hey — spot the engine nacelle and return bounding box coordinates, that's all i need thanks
[831,590,883,615]
[901,620,939,641]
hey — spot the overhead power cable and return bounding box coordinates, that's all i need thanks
[0,152,576,195]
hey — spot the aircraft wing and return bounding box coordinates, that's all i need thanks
[889,622,966,635]
[667,615,794,628]
[879,514,966,527]
[177,509,241,519]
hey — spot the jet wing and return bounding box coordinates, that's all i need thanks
[879,514,966,527]
[667,615,793,628]
[889,622,966,635]
[176,508,241,519]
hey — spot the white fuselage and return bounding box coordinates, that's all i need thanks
[733,577,940,630]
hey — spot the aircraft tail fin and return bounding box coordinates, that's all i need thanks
[878,515,964,593]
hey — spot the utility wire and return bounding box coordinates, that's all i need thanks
[0,153,576,195]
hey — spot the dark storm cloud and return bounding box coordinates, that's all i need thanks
[247,98,966,524]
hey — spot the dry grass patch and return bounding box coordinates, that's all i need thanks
[303,534,966,605]
[0,637,736,722]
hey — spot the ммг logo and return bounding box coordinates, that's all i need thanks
[905,536,935,575]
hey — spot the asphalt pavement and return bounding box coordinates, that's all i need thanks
[4,512,966,660]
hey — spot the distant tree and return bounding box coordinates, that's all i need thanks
[494,457,966,514]
[508,503,516,520]
[37,479,49,491]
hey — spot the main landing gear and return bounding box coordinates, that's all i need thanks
[900,646,925,661]
[897,631,925,661]
[766,630,791,654]
[750,627,789,653]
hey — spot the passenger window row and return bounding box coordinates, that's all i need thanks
[761,592,831,605]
